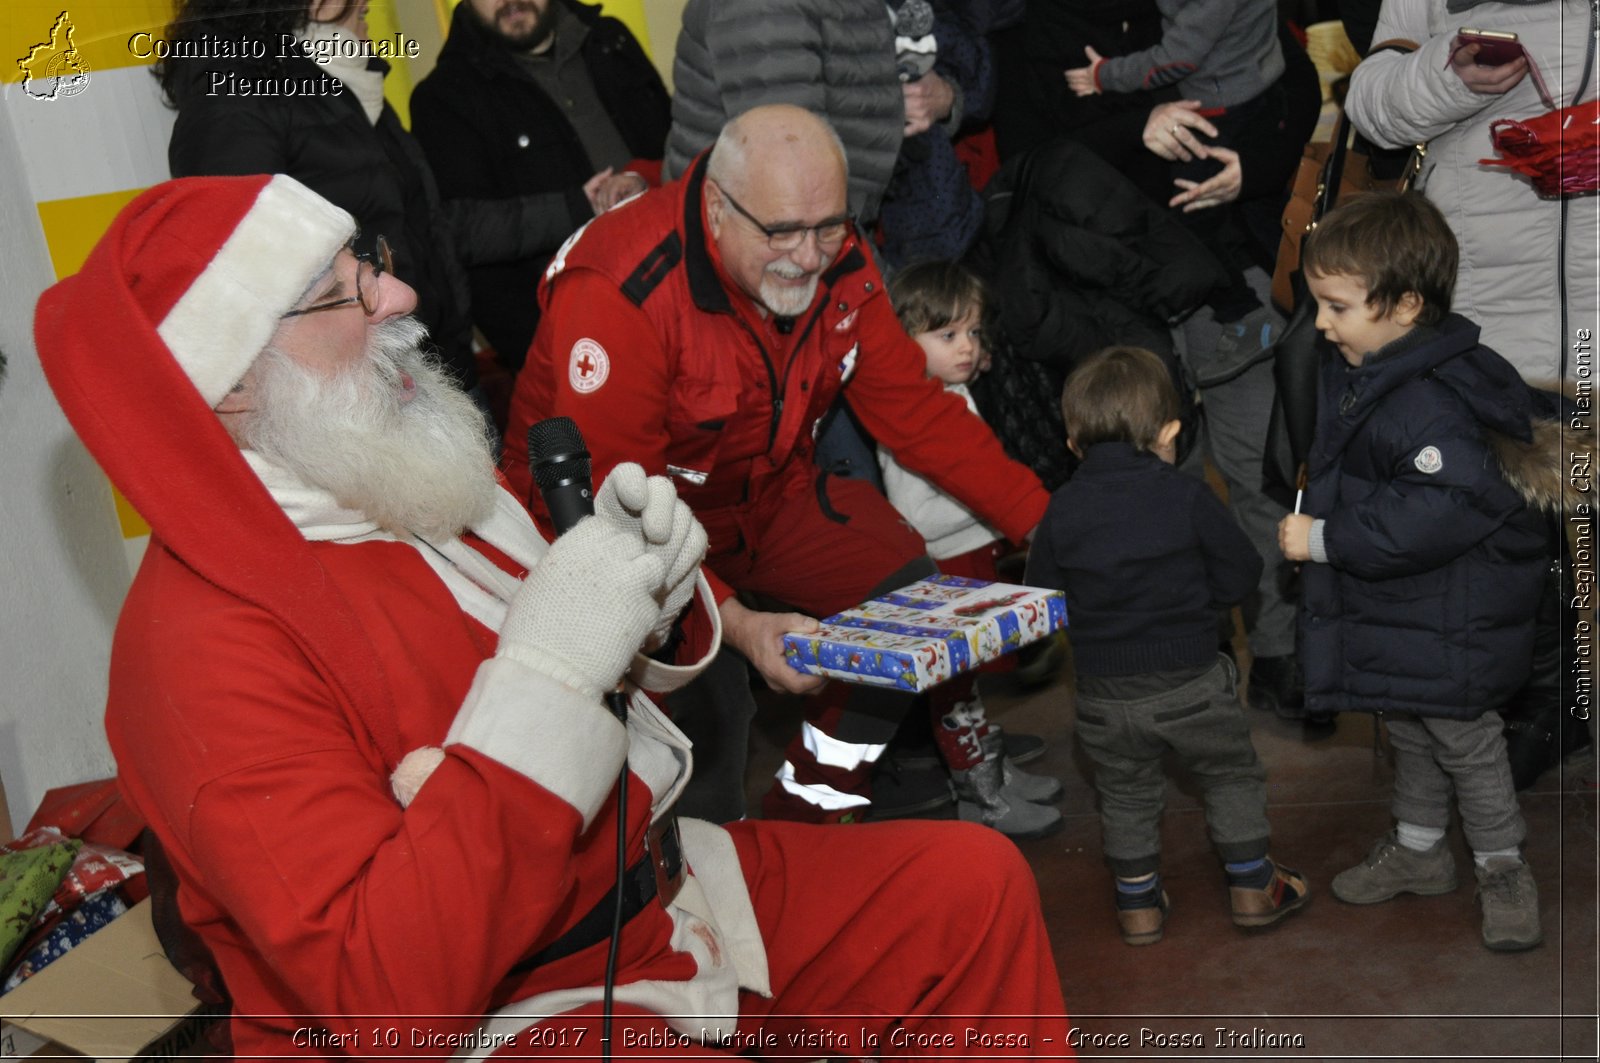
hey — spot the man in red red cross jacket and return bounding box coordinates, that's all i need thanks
[505,105,1048,823]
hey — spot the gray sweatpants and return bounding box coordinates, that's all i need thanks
[1075,657,1272,878]
[1176,266,1296,658]
[1384,711,1527,853]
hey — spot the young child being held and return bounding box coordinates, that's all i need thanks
[1280,190,1556,952]
[1025,344,1308,945]
[880,260,1064,840]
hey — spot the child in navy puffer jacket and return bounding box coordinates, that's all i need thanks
[1280,191,1562,953]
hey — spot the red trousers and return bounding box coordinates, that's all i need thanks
[502,819,1072,1058]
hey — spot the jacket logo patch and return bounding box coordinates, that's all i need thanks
[835,309,859,332]
[838,343,859,383]
[1414,445,1443,475]
[569,338,610,394]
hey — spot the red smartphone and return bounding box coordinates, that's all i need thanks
[1448,28,1555,108]
[1454,28,1524,67]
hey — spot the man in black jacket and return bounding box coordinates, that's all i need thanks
[411,0,671,371]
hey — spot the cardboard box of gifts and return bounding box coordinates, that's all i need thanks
[781,576,1067,691]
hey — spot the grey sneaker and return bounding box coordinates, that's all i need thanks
[1331,831,1458,904]
[1000,756,1065,804]
[1475,857,1543,952]
[953,757,1064,839]
[979,731,1064,803]
[1196,305,1282,386]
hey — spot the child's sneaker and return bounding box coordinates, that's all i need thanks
[1120,877,1171,947]
[1228,858,1310,928]
[979,730,1064,803]
[1117,890,1169,946]
[1331,831,1458,904]
[953,755,1063,839]
[1475,857,1542,952]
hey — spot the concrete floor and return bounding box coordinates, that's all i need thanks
[740,650,1600,1062]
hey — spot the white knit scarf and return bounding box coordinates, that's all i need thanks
[296,22,386,124]
[242,450,545,631]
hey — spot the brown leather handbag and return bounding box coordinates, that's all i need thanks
[1271,40,1422,314]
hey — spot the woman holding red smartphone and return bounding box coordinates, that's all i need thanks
[1345,0,1594,388]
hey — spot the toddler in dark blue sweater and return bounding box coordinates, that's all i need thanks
[1026,345,1308,945]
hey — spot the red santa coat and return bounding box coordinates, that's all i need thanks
[504,152,1046,603]
[107,459,765,1055]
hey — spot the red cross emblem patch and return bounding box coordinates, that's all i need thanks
[568,338,610,394]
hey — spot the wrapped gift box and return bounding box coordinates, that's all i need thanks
[781,576,1067,691]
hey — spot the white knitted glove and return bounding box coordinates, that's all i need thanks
[595,464,708,650]
[496,516,665,697]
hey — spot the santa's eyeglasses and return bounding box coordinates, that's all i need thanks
[282,236,392,317]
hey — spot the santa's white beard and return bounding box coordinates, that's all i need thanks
[240,317,499,540]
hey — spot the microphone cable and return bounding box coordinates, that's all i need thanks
[601,688,629,1063]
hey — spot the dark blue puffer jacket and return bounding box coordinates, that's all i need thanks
[1299,314,1552,719]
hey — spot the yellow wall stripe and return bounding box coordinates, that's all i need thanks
[37,186,144,278]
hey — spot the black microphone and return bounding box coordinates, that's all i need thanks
[527,416,593,535]
[527,417,629,1045]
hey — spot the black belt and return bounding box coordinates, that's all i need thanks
[512,816,684,972]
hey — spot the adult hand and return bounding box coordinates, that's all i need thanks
[903,70,956,136]
[1277,513,1316,563]
[594,463,708,651]
[1449,42,1529,95]
[593,171,648,212]
[719,598,827,695]
[1169,145,1243,211]
[582,167,614,214]
[1142,99,1218,163]
[498,517,664,696]
[1063,45,1104,97]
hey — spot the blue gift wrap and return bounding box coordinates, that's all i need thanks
[782,576,1067,690]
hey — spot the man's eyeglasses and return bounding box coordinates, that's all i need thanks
[716,186,852,252]
[282,235,392,317]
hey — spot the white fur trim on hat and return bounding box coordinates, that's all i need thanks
[157,174,355,406]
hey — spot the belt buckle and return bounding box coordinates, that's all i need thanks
[646,816,686,908]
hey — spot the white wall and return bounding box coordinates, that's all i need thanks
[0,103,129,837]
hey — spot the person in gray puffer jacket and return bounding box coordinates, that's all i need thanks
[664,0,903,225]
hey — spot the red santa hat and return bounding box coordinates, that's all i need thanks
[112,173,355,405]
[35,174,403,763]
